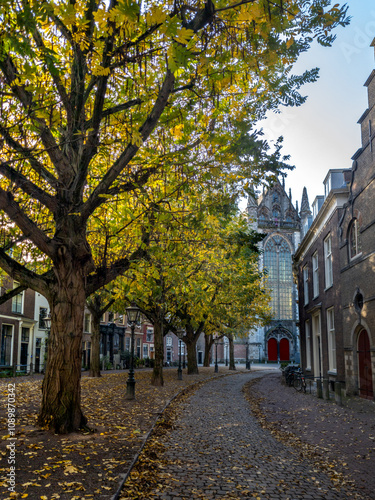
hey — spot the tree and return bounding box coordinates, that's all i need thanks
[0,0,349,432]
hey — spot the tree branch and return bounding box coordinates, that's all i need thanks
[0,55,70,176]
[0,284,27,306]
[80,69,175,220]
[0,161,57,212]
[0,188,54,258]
[0,125,59,189]
[0,248,49,296]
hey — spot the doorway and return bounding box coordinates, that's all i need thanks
[268,338,277,361]
[279,338,290,361]
[358,329,373,399]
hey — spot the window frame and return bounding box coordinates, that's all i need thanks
[324,234,333,289]
[349,218,362,260]
[312,251,319,299]
[305,320,311,370]
[303,265,309,305]
[327,307,337,373]
[11,281,24,314]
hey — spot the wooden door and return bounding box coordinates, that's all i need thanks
[358,329,373,399]
[268,338,277,361]
[279,338,290,361]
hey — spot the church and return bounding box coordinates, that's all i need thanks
[247,179,306,363]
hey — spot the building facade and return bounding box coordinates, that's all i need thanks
[248,180,300,362]
[294,170,350,387]
[338,58,375,399]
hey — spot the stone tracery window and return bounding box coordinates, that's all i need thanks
[264,235,293,320]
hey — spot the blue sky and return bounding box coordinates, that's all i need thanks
[258,0,374,210]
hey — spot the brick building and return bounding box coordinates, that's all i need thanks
[338,49,375,399]
[294,170,349,386]
[0,279,37,373]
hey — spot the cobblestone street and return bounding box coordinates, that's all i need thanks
[121,370,369,500]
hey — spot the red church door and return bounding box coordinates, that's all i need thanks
[358,329,373,400]
[268,338,277,361]
[279,338,290,361]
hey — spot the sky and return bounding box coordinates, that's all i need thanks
[254,0,375,210]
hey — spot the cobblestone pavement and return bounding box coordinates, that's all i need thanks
[143,371,362,500]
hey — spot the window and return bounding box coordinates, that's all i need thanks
[84,313,91,332]
[143,345,149,358]
[117,314,124,324]
[327,308,336,372]
[136,338,141,358]
[108,311,114,322]
[305,321,311,370]
[39,307,48,329]
[1,325,13,365]
[303,265,309,305]
[264,235,293,320]
[146,327,154,342]
[166,336,172,347]
[349,219,361,259]
[11,282,23,314]
[312,252,319,298]
[324,235,333,289]
[21,327,29,342]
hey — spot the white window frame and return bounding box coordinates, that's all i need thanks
[324,235,333,289]
[84,313,91,333]
[166,336,172,347]
[312,252,319,298]
[303,265,309,305]
[349,219,362,260]
[305,320,311,370]
[11,281,24,314]
[327,308,337,373]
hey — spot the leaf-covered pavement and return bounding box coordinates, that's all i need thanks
[0,368,225,499]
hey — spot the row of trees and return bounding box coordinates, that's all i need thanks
[0,0,349,432]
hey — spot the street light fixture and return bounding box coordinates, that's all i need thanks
[125,303,141,400]
[43,313,52,331]
[176,329,184,380]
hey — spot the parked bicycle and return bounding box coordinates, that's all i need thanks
[293,369,307,393]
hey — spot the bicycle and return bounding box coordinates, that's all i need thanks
[293,370,307,393]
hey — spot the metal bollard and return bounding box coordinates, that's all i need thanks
[335,381,342,406]
[316,379,323,398]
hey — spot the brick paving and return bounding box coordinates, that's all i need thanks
[140,370,360,500]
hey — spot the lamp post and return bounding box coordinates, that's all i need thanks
[176,329,184,380]
[246,341,250,370]
[125,303,141,400]
[214,338,218,373]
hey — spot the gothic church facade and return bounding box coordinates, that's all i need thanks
[248,180,302,362]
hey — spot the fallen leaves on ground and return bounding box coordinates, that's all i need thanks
[0,368,222,499]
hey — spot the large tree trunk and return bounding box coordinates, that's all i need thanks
[185,332,199,375]
[151,320,164,386]
[204,334,213,367]
[228,334,236,371]
[89,314,101,378]
[38,264,87,433]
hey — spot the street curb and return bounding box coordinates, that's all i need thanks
[110,370,246,500]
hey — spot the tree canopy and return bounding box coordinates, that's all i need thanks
[0,0,349,432]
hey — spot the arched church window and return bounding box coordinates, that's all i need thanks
[264,235,293,320]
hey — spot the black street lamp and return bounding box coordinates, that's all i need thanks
[176,330,184,380]
[246,341,251,370]
[214,338,218,373]
[125,303,141,400]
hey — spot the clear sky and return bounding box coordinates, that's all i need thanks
[257,0,375,210]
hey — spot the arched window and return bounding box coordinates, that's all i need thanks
[272,207,281,219]
[349,219,361,259]
[264,235,293,320]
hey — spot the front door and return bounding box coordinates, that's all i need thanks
[268,338,277,361]
[279,338,290,361]
[358,329,373,399]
